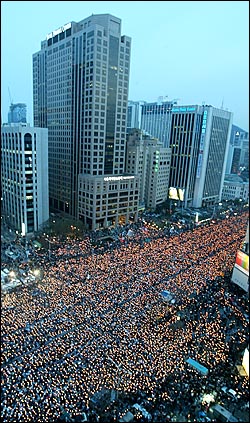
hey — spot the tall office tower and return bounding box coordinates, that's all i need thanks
[127,100,145,132]
[140,99,177,147]
[33,14,138,226]
[225,125,249,174]
[8,103,27,124]
[169,105,233,208]
[1,123,49,234]
[126,129,171,209]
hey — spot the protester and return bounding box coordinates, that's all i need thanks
[1,211,249,422]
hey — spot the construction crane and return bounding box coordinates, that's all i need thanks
[8,87,13,106]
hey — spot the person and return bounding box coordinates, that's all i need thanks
[1,211,249,422]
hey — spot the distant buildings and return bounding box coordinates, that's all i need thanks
[168,105,233,208]
[126,101,235,210]
[1,123,49,234]
[127,98,177,147]
[8,103,27,124]
[127,100,145,132]
[225,125,249,174]
[222,174,249,202]
[140,99,176,148]
[126,129,171,210]
[33,14,139,229]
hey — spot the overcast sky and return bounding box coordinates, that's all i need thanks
[1,1,249,130]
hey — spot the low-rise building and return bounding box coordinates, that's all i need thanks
[222,174,249,202]
[78,174,139,230]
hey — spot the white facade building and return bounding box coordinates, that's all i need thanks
[169,105,233,208]
[222,174,249,202]
[126,130,171,210]
[1,123,49,234]
[127,100,145,132]
[140,100,176,148]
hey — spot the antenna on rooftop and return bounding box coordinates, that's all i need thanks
[221,98,224,109]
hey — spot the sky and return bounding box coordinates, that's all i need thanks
[1,1,249,130]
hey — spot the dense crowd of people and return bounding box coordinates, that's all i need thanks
[1,211,249,422]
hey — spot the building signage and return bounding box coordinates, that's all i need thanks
[47,23,71,40]
[196,110,208,178]
[172,107,196,112]
[104,176,135,182]
[231,265,249,292]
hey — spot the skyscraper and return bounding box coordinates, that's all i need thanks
[225,125,249,174]
[127,100,145,132]
[140,99,177,147]
[169,105,233,208]
[8,103,27,124]
[33,14,138,225]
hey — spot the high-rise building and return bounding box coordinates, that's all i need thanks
[140,99,177,147]
[1,123,49,234]
[225,125,249,174]
[126,129,171,210]
[8,103,27,124]
[33,14,139,227]
[127,100,145,132]
[169,105,233,208]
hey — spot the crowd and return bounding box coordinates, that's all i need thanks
[1,211,249,422]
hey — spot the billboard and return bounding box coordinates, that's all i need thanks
[235,250,249,276]
[242,348,249,377]
[21,222,26,236]
[231,265,249,292]
[169,187,185,201]
[178,188,185,202]
[169,187,179,201]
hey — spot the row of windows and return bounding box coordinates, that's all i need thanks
[79,196,138,207]
[79,197,138,206]
[79,206,137,219]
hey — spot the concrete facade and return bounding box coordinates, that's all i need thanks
[33,14,136,226]
[126,130,171,210]
[1,123,49,234]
